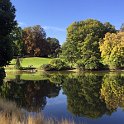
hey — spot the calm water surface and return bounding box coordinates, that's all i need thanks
[1,70,124,124]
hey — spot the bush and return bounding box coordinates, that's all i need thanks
[15,57,21,69]
[41,64,54,71]
[109,61,121,70]
[50,59,65,70]
[76,60,85,71]
[19,67,36,70]
[76,58,104,71]
[42,59,71,71]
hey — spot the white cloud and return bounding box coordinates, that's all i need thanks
[43,26,66,32]
[18,22,27,27]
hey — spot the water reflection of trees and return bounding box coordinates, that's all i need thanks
[0,78,61,112]
[101,73,124,111]
[62,73,112,118]
[1,71,124,119]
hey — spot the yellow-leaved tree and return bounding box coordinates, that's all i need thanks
[100,32,124,70]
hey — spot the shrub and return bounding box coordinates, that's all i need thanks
[50,58,71,70]
[76,60,85,71]
[41,64,54,71]
[15,57,21,69]
[19,67,36,70]
[109,60,121,70]
[76,58,104,71]
[50,58,65,70]
[42,59,71,71]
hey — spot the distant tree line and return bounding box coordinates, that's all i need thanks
[12,25,61,58]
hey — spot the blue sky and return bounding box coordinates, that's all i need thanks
[11,0,124,44]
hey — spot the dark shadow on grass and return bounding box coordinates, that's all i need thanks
[19,67,36,70]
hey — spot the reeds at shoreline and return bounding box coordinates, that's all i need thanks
[0,97,75,124]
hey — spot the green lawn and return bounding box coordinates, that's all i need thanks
[6,57,52,70]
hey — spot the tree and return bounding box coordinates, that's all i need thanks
[61,19,116,70]
[47,37,61,58]
[11,25,24,56]
[15,57,21,69]
[22,25,49,57]
[104,22,116,33]
[0,68,6,84]
[0,0,17,66]
[100,32,124,69]
[61,40,79,65]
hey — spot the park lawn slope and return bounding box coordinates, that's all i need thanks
[6,57,52,71]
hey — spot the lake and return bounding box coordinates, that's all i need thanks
[1,70,124,124]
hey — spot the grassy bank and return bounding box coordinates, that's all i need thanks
[0,97,75,124]
[5,57,52,71]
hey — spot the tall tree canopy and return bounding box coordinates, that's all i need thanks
[47,37,61,58]
[0,0,17,66]
[104,22,116,33]
[22,25,49,57]
[100,32,124,69]
[61,19,116,70]
[11,25,24,56]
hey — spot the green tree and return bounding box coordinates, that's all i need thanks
[61,19,116,70]
[15,57,21,69]
[0,0,17,66]
[100,32,124,69]
[11,25,24,56]
[22,25,49,57]
[0,68,6,84]
[104,22,116,33]
[47,37,61,58]
[61,40,79,65]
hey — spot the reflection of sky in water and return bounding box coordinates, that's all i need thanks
[43,90,124,124]
[46,90,67,106]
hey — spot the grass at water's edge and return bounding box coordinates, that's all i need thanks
[0,97,75,124]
